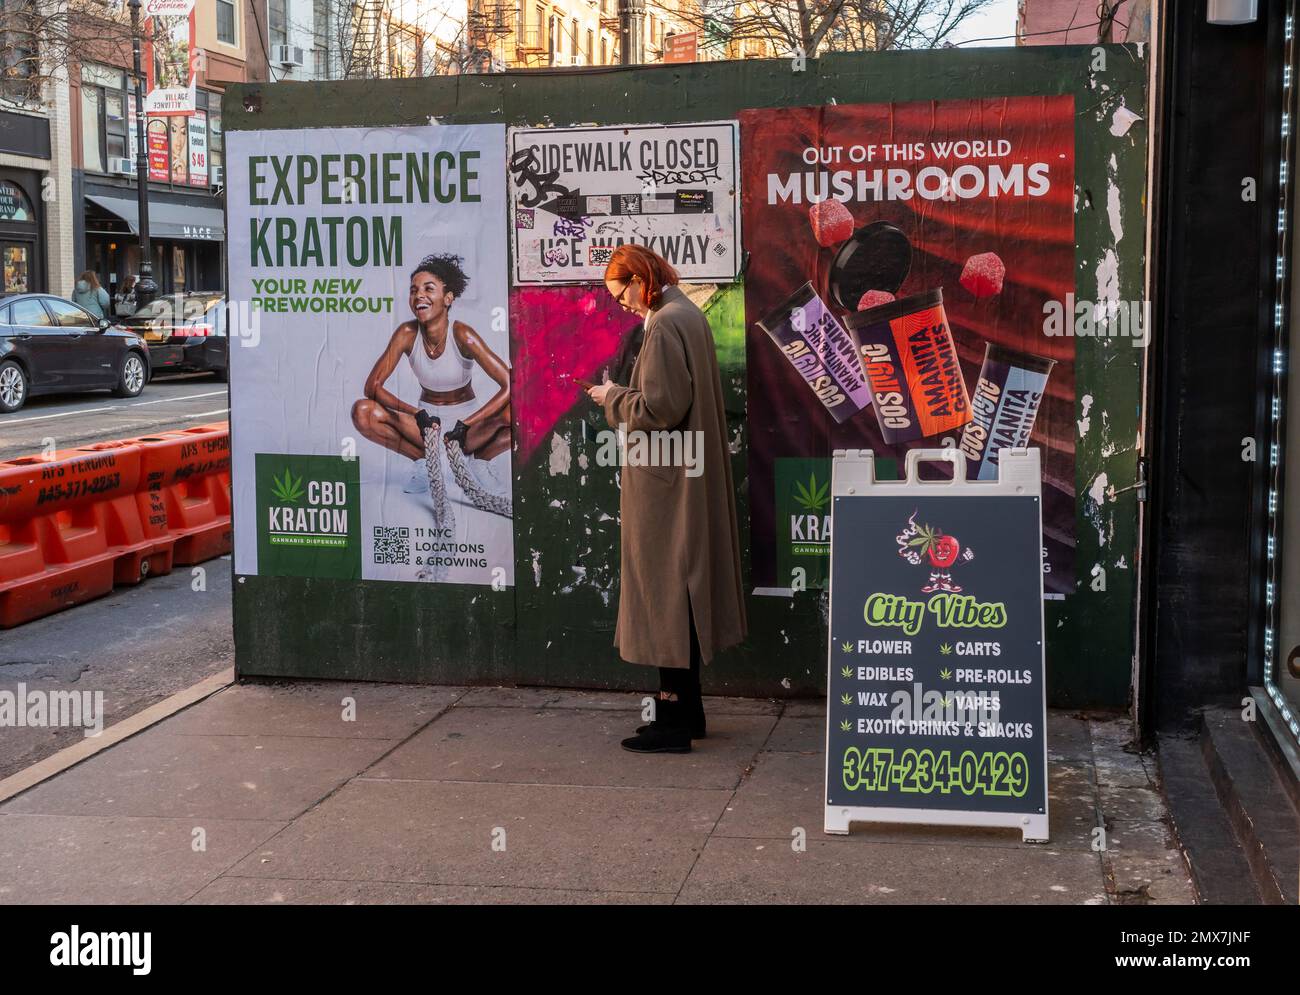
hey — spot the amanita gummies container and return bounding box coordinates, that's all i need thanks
[845,288,972,444]
[958,342,1056,480]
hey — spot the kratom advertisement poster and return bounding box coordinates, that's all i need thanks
[227,124,514,587]
[740,97,1077,598]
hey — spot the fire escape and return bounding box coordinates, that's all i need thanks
[347,0,390,78]
[466,1,514,72]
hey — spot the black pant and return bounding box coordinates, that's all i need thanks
[658,602,702,709]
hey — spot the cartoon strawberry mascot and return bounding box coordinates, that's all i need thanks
[895,512,974,593]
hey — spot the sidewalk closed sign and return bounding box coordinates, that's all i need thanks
[824,449,1049,842]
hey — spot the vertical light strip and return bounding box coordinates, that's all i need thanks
[1266,0,1300,741]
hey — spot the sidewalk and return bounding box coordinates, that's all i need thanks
[0,682,1196,904]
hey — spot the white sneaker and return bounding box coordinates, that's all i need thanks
[468,454,509,497]
[403,459,427,494]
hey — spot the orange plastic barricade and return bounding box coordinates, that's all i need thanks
[0,421,231,628]
[133,422,232,565]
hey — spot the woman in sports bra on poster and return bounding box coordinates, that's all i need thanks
[351,253,512,509]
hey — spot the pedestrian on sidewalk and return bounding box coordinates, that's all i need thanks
[71,270,111,319]
[588,244,747,754]
[115,274,138,318]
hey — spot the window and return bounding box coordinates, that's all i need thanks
[269,0,288,48]
[216,0,237,45]
[208,108,224,178]
[0,15,36,103]
[104,91,127,164]
[79,65,127,174]
[600,35,607,64]
[313,0,332,78]
[586,29,593,63]
[81,87,103,173]
[571,18,578,56]
[45,299,98,328]
[10,298,51,326]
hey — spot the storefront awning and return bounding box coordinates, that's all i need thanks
[86,195,224,241]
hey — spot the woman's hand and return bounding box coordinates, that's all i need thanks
[587,382,615,405]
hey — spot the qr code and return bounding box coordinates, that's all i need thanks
[588,245,614,266]
[373,526,410,565]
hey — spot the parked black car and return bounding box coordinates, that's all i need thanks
[0,294,150,414]
[121,293,228,381]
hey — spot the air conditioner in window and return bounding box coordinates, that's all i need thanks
[108,157,135,176]
[274,44,306,69]
[212,166,224,187]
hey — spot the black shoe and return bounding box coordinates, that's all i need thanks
[635,696,707,739]
[636,716,707,738]
[621,725,692,753]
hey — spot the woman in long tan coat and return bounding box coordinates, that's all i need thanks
[587,245,747,753]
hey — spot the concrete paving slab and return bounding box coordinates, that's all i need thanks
[764,715,824,753]
[1097,782,1172,825]
[713,752,1097,850]
[1103,848,1197,905]
[454,687,638,710]
[367,707,777,791]
[159,682,462,739]
[780,700,827,718]
[0,733,398,822]
[1046,712,1096,762]
[187,877,673,904]
[454,686,782,717]
[1089,717,1139,749]
[676,836,1109,904]
[226,778,731,894]
[0,813,284,904]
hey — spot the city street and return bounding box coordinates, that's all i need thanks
[0,0,1296,929]
[0,375,229,462]
[0,555,233,781]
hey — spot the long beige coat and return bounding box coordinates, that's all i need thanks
[603,284,748,668]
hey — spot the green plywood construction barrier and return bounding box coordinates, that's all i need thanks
[227,47,1148,707]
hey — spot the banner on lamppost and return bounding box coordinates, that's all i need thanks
[145,2,197,116]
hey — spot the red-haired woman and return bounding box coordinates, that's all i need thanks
[588,245,747,753]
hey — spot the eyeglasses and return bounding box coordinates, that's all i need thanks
[611,278,637,311]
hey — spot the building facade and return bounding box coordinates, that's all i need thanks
[0,21,77,297]
[68,1,268,300]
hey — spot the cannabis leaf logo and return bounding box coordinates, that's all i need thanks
[840,693,852,706]
[939,643,953,656]
[942,696,953,708]
[939,667,953,680]
[270,469,305,503]
[839,719,852,732]
[840,665,853,678]
[793,472,830,512]
[840,641,853,654]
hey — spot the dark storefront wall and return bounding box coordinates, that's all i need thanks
[83,234,222,297]
[1146,0,1300,743]
[80,182,225,297]
[224,48,1148,705]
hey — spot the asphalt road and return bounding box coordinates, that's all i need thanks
[0,374,230,462]
[0,373,235,780]
[0,558,234,781]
